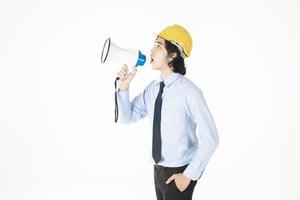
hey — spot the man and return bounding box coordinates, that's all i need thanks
[116,24,219,200]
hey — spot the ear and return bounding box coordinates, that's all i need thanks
[168,52,178,61]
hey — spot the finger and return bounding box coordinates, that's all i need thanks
[121,65,126,72]
[122,64,128,72]
[120,65,126,76]
[127,67,137,81]
[120,70,127,78]
[117,72,125,81]
[131,66,137,74]
[166,174,176,184]
[121,67,125,73]
[116,74,122,81]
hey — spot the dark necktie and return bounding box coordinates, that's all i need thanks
[152,81,165,164]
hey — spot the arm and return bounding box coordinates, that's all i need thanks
[116,64,147,124]
[183,87,219,181]
[117,88,147,124]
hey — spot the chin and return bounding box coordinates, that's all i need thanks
[151,66,160,70]
[150,63,159,70]
[150,63,155,69]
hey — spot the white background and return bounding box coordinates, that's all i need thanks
[1,0,300,199]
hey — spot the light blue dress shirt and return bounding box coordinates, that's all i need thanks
[117,72,219,180]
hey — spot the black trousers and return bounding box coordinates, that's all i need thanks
[154,164,197,200]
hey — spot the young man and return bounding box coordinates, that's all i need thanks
[116,24,219,200]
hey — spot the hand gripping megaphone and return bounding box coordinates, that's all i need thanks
[101,38,147,123]
[101,38,146,67]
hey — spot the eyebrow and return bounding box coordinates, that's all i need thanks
[155,41,163,45]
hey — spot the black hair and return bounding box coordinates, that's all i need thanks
[165,40,186,75]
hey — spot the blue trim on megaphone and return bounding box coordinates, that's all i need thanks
[135,51,146,67]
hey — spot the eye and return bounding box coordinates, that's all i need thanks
[154,43,160,48]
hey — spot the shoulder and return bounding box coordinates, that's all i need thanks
[179,76,203,96]
[145,80,156,90]
[141,80,157,95]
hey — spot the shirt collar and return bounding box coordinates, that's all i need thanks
[155,72,181,87]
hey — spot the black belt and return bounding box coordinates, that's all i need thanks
[154,164,189,170]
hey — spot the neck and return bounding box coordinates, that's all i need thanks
[160,67,174,80]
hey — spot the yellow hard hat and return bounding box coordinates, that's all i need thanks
[157,24,193,57]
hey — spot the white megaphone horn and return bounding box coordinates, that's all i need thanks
[101,38,146,67]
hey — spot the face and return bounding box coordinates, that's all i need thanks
[150,37,170,70]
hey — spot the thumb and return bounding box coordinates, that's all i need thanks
[166,174,176,184]
[127,67,137,81]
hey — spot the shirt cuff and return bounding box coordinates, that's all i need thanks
[117,89,129,100]
[183,166,205,181]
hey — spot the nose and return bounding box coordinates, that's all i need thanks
[150,47,155,56]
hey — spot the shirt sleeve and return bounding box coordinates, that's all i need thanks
[117,87,148,124]
[183,87,219,181]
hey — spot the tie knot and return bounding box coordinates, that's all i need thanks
[160,81,165,89]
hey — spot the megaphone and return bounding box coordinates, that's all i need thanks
[101,38,147,123]
[101,38,146,67]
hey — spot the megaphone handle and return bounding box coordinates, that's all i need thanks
[114,77,120,123]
